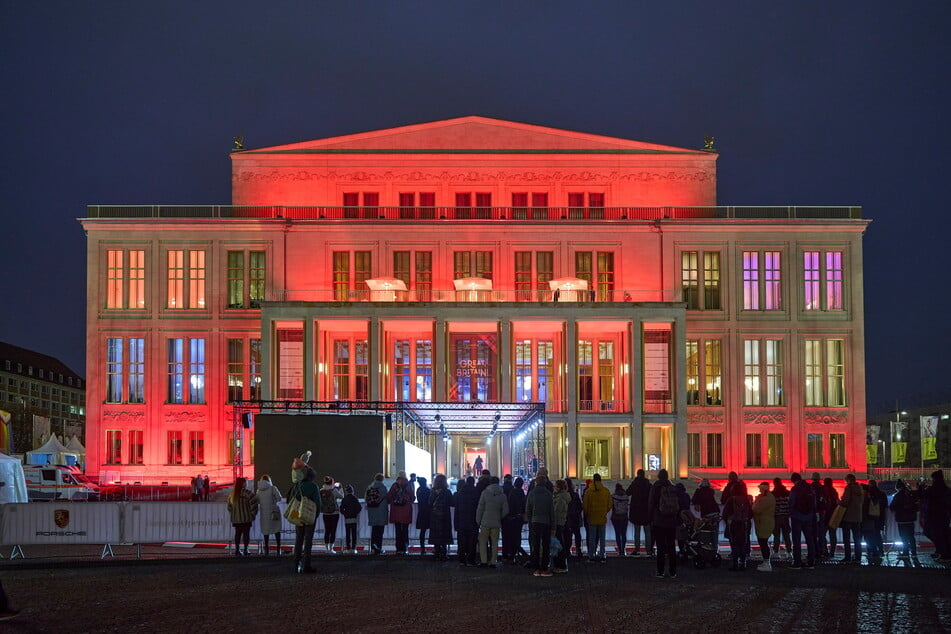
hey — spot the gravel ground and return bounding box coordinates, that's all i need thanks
[2,546,950,633]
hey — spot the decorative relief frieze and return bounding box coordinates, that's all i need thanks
[163,411,206,423]
[744,411,787,425]
[102,410,145,424]
[236,169,714,185]
[803,410,849,425]
[688,411,724,426]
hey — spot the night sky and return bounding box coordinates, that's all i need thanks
[2,2,948,415]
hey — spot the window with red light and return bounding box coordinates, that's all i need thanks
[105,249,145,310]
[643,324,673,414]
[129,430,144,465]
[514,251,553,301]
[189,431,204,465]
[511,193,548,219]
[105,430,121,465]
[276,328,303,400]
[455,192,492,219]
[331,337,369,402]
[333,251,372,301]
[745,433,763,467]
[454,251,493,281]
[515,339,556,411]
[686,338,722,406]
[392,337,433,402]
[227,250,266,309]
[393,250,432,300]
[342,192,379,219]
[398,192,436,219]
[578,338,620,412]
[166,249,206,310]
[567,192,605,219]
[227,337,262,403]
[575,251,615,301]
[167,431,183,465]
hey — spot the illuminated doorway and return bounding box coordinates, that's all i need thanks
[643,425,672,474]
[580,434,612,478]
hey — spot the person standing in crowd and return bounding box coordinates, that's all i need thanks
[889,479,919,558]
[290,464,320,573]
[227,476,258,557]
[552,479,570,573]
[772,477,792,562]
[722,480,752,571]
[502,473,514,496]
[627,469,653,556]
[821,478,840,558]
[339,484,362,554]
[582,473,612,562]
[319,476,344,554]
[476,475,509,567]
[429,474,454,561]
[475,469,492,501]
[674,482,692,559]
[502,476,527,564]
[388,471,416,555]
[365,473,390,555]
[255,474,283,556]
[415,476,432,556]
[839,473,865,563]
[648,469,679,578]
[691,479,720,552]
[454,476,479,566]
[810,473,828,559]
[721,471,740,505]
[788,472,817,570]
[202,474,211,501]
[525,472,556,577]
[923,470,951,561]
[192,474,203,502]
[863,480,887,560]
[611,482,631,557]
[564,478,584,558]
[752,482,776,572]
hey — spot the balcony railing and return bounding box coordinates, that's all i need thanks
[270,288,680,303]
[87,205,862,221]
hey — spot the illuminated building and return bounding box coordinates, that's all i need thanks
[80,116,868,483]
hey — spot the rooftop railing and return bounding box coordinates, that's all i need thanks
[269,288,680,303]
[86,205,862,221]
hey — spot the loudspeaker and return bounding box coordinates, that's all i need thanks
[385,414,393,430]
[241,412,254,429]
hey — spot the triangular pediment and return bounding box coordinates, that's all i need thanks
[243,116,704,154]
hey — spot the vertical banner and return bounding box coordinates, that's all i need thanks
[891,421,907,464]
[0,409,11,453]
[866,425,880,465]
[921,416,939,461]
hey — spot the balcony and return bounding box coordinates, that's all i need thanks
[86,205,862,221]
[270,288,680,303]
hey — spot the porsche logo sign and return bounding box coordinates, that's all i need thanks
[54,509,69,528]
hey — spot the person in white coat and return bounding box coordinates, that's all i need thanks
[256,474,284,556]
[476,476,509,567]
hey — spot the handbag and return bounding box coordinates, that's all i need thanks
[285,494,318,526]
[827,504,846,530]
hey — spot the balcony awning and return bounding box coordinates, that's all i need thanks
[401,402,544,435]
[365,277,408,292]
[452,277,493,291]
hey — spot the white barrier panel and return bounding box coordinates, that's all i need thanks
[0,502,121,545]
[123,502,232,543]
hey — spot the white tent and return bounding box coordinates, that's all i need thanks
[66,435,87,470]
[26,433,79,466]
[0,452,29,503]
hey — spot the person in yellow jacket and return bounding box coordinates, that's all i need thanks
[582,473,613,562]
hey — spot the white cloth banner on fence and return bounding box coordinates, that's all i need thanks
[0,502,121,545]
[124,502,232,543]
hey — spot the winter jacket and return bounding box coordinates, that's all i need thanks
[365,480,390,527]
[340,493,362,524]
[453,483,479,532]
[611,491,631,520]
[647,479,679,528]
[675,483,691,511]
[476,483,509,529]
[773,485,791,517]
[255,479,283,535]
[525,483,556,527]
[553,489,570,527]
[388,478,416,525]
[789,480,815,522]
[415,484,432,530]
[862,486,887,531]
[507,486,526,522]
[822,484,841,522]
[582,481,613,526]
[691,486,720,516]
[566,490,583,528]
[839,482,864,524]
[319,484,344,516]
[626,475,652,525]
[429,487,454,546]
[889,488,919,524]
[752,492,776,538]
[227,488,259,525]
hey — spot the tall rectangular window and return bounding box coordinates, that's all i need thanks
[643,325,672,413]
[393,338,433,402]
[449,334,497,403]
[685,339,722,406]
[393,250,433,300]
[687,433,701,467]
[455,192,492,219]
[829,433,846,468]
[167,431,184,465]
[516,339,554,408]
[106,249,146,309]
[342,192,379,218]
[803,250,844,311]
[453,251,493,280]
[277,329,304,400]
[767,433,785,468]
[128,338,145,404]
[744,339,784,406]
[188,339,205,404]
[106,338,123,403]
[511,192,548,219]
[227,339,244,403]
[167,339,184,404]
[227,250,266,309]
[681,251,721,310]
[514,251,554,301]
[106,337,145,404]
[804,338,846,407]
[333,338,369,401]
[105,430,122,465]
[189,431,205,465]
[129,430,144,465]
[567,192,605,219]
[398,192,436,219]
[743,250,782,310]
[575,251,615,301]
[807,433,824,468]
[706,432,724,467]
[745,433,763,467]
[166,250,206,309]
[333,251,372,300]
[578,340,618,411]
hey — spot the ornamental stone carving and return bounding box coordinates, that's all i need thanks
[102,410,145,424]
[744,411,787,425]
[164,411,207,423]
[688,411,724,426]
[804,410,849,425]
[236,169,714,185]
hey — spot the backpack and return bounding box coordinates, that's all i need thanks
[391,484,407,506]
[658,483,680,516]
[794,484,815,515]
[365,485,383,508]
[320,488,338,514]
[731,498,750,523]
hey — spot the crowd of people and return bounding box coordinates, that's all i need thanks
[226,458,951,578]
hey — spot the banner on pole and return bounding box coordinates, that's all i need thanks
[921,416,939,461]
[891,442,907,464]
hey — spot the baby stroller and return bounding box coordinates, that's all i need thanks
[684,511,722,569]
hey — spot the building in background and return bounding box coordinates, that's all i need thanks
[0,341,86,453]
[80,116,869,484]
